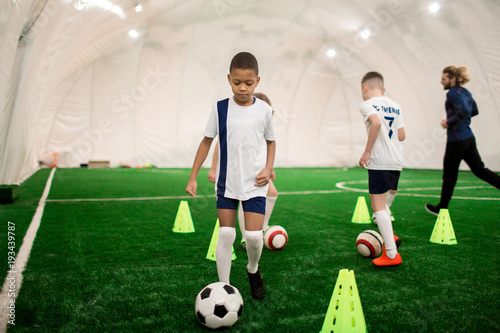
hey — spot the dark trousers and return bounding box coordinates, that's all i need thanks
[439,136,500,208]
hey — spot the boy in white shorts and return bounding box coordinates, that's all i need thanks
[359,72,405,267]
[186,52,276,298]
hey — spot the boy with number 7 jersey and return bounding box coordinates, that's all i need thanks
[358,71,406,267]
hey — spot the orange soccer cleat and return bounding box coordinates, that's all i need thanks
[372,248,403,267]
[373,235,403,267]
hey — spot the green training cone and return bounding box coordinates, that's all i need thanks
[430,209,457,245]
[206,219,237,261]
[351,196,372,224]
[320,269,367,333]
[172,201,195,233]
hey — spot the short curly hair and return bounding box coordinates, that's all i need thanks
[229,52,259,76]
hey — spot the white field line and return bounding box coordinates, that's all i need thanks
[86,168,186,173]
[44,179,498,203]
[44,184,498,203]
[279,190,343,195]
[335,181,500,201]
[46,194,213,202]
[0,168,57,332]
[45,190,345,203]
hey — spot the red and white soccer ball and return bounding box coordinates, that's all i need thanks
[195,282,243,329]
[356,230,384,257]
[263,225,288,250]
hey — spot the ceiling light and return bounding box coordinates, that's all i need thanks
[74,0,125,18]
[135,4,142,12]
[75,0,88,10]
[129,29,139,38]
[101,0,112,10]
[360,29,371,40]
[429,3,440,13]
[326,49,336,58]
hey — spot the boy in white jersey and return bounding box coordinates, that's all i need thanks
[186,52,276,298]
[359,71,405,267]
[208,92,279,250]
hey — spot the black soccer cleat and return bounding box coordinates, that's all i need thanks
[247,267,265,299]
[425,203,441,216]
[394,235,402,249]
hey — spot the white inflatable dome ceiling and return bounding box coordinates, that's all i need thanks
[1,0,499,184]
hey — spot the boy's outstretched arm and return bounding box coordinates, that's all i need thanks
[359,114,381,168]
[255,140,276,186]
[186,136,214,196]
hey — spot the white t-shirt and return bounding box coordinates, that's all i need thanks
[204,97,275,200]
[359,96,404,171]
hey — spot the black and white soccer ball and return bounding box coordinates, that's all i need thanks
[195,282,243,329]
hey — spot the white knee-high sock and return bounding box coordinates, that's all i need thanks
[374,211,397,259]
[386,192,396,208]
[216,227,236,283]
[263,196,277,230]
[245,230,263,274]
[238,204,245,241]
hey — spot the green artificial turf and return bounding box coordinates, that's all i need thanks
[1,167,499,332]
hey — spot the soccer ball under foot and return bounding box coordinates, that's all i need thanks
[195,282,243,329]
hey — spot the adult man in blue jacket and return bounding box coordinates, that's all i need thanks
[425,66,500,215]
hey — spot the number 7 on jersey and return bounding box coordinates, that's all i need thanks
[384,116,395,139]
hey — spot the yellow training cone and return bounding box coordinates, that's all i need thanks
[351,196,372,224]
[320,269,367,333]
[172,201,195,233]
[430,209,457,245]
[389,208,395,222]
[206,219,237,261]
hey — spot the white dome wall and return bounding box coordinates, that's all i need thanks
[1,0,499,184]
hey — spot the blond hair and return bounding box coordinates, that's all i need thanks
[253,92,274,115]
[253,92,272,106]
[443,66,470,86]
